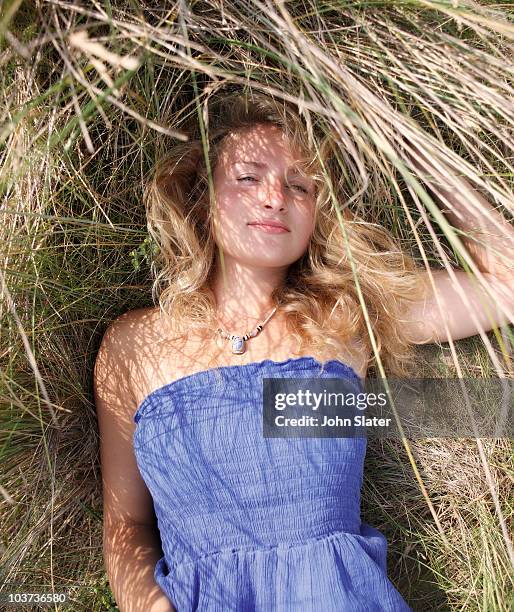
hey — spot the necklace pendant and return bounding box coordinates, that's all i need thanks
[231,336,246,354]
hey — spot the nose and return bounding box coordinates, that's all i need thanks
[263,177,287,210]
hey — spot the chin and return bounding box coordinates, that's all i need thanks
[248,253,302,267]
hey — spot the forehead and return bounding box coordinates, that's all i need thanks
[218,123,306,167]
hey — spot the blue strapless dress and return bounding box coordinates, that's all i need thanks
[133,356,411,611]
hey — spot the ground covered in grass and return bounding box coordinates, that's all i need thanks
[1,1,513,610]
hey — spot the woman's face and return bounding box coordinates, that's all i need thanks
[212,123,317,268]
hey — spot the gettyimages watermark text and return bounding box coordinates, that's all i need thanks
[262,377,513,438]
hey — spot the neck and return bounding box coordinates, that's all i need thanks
[211,257,287,331]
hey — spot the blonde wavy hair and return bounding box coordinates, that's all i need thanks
[144,89,429,377]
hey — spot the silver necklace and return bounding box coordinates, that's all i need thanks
[216,306,278,354]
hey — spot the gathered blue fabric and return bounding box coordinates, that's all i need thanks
[133,356,411,612]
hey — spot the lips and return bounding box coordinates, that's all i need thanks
[247,219,290,231]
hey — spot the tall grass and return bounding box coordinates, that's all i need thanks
[1,1,513,610]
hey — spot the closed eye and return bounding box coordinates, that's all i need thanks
[237,177,309,194]
[290,184,309,194]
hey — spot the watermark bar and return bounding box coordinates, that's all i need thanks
[262,377,514,438]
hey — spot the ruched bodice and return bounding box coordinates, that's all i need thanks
[132,356,411,611]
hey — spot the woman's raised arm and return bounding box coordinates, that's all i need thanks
[399,138,514,344]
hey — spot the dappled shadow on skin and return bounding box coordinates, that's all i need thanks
[95,309,174,611]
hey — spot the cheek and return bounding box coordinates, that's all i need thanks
[212,192,245,236]
[298,201,316,231]
[214,184,244,211]
[213,190,234,218]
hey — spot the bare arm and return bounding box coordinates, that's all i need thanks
[94,311,176,612]
[103,521,174,612]
[399,136,514,344]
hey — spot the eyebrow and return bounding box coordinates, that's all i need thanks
[231,160,267,168]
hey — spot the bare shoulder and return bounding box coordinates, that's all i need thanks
[95,305,182,409]
[93,306,155,428]
[93,305,177,527]
[98,304,161,351]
